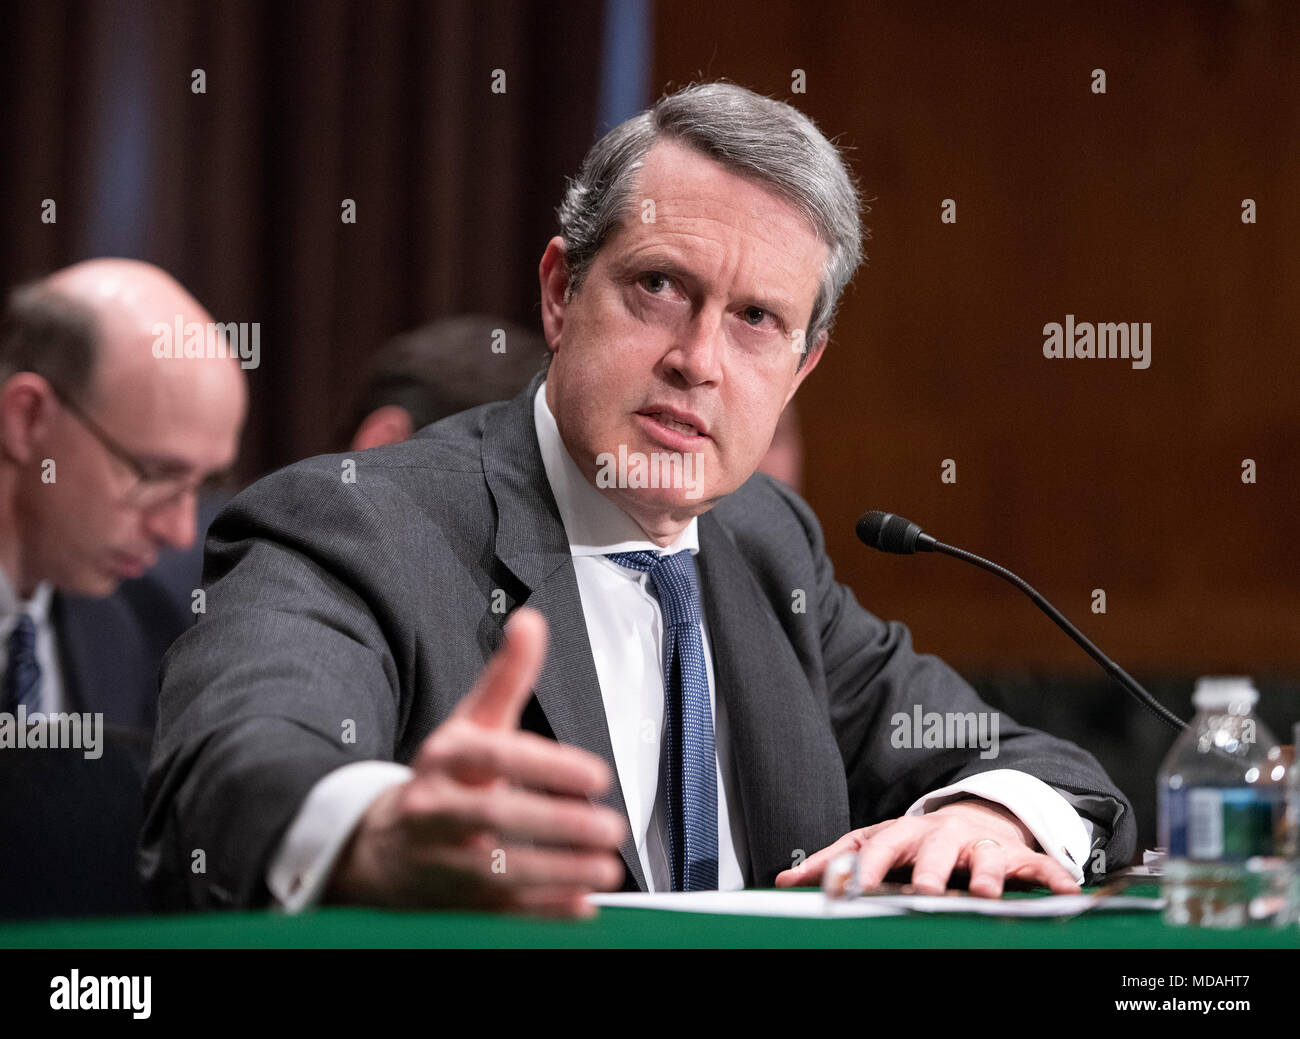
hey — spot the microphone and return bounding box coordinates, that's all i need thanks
[855,510,1185,731]
[856,511,936,554]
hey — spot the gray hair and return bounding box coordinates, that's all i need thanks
[557,82,864,354]
[0,283,99,398]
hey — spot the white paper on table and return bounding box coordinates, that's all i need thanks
[590,891,905,917]
[588,890,1163,918]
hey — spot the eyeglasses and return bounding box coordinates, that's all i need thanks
[46,382,211,509]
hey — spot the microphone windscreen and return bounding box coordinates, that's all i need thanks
[856,510,923,554]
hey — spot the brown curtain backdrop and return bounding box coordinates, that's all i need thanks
[0,0,604,476]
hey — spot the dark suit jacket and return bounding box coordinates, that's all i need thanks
[55,491,227,732]
[0,498,220,918]
[140,376,1135,909]
[55,581,188,733]
[0,587,185,917]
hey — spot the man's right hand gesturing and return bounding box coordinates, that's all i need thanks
[324,607,627,916]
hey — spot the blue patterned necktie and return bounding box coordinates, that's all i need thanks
[606,549,718,891]
[3,613,41,713]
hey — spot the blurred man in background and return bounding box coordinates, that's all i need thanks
[0,258,246,916]
[760,401,802,492]
[345,315,549,450]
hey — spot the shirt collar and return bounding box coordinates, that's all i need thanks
[0,567,52,631]
[533,381,699,559]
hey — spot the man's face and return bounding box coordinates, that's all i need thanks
[541,138,828,537]
[15,323,245,597]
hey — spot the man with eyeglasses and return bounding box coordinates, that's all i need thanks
[0,258,246,916]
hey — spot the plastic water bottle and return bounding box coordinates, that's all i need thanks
[1283,724,1300,925]
[1157,676,1287,927]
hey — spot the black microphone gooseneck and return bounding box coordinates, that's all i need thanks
[856,510,1186,732]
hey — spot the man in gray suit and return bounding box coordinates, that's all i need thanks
[141,83,1135,915]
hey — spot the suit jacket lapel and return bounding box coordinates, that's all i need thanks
[697,512,851,886]
[481,376,647,891]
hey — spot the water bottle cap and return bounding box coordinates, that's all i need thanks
[1191,675,1258,710]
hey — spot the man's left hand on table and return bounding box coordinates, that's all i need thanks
[774,799,1082,898]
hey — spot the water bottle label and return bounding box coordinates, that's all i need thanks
[1180,787,1278,861]
[1187,789,1224,858]
[1164,787,1189,856]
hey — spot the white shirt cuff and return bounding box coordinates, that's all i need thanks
[903,768,1090,884]
[266,760,413,913]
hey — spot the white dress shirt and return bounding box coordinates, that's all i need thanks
[528,384,748,891]
[267,384,1093,910]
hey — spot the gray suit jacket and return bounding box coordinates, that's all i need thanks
[139,375,1135,909]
